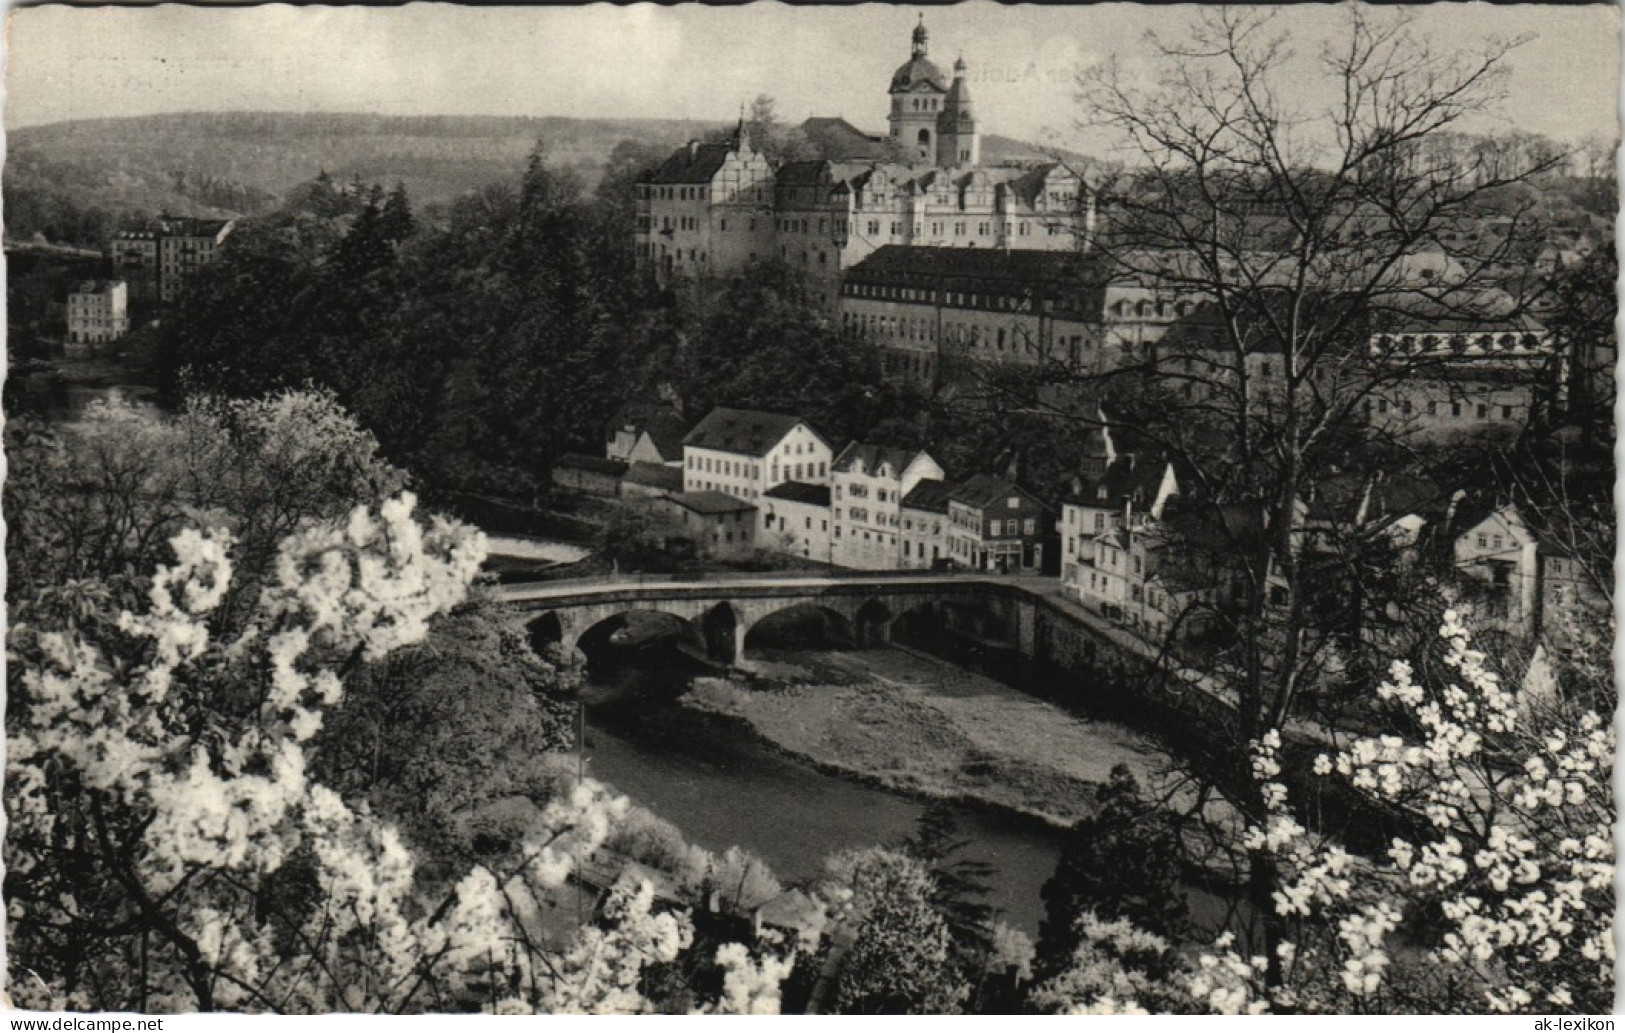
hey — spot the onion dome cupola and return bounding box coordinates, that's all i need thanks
[889,15,949,94]
[888,15,951,164]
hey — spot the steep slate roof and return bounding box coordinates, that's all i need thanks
[646,142,734,185]
[158,216,234,238]
[948,473,1048,511]
[639,414,691,462]
[843,246,1108,319]
[72,279,124,294]
[799,117,891,161]
[622,462,683,492]
[554,453,629,476]
[1161,500,1271,554]
[764,481,832,506]
[1072,453,1175,508]
[1370,289,1546,335]
[607,398,679,431]
[900,478,955,513]
[683,407,818,457]
[1446,494,1525,542]
[665,491,758,516]
[832,442,927,477]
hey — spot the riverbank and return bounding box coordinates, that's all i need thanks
[681,646,1165,828]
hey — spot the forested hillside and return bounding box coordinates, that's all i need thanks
[4,112,722,245]
[4,110,1119,250]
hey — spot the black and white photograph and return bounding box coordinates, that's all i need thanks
[2,0,1618,1017]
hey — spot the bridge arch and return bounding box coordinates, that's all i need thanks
[528,611,566,654]
[742,602,856,656]
[575,609,707,666]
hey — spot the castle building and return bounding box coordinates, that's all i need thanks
[838,245,1194,385]
[635,18,1093,303]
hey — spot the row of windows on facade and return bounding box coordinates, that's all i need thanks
[646,211,1059,240]
[691,482,761,498]
[857,219,1050,239]
[836,506,899,527]
[777,503,1028,540]
[686,454,829,481]
[766,513,830,533]
[950,537,1027,559]
[835,483,901,502]
[645,185,711,202]
[845,283,1043,310]
[685,509,750,526]
[645,243,715,265]
[1112,298,1195,320]
[1072,540,1148,579]
[947,511,1038,536]
[1373,332,1548,355]
[1367,397,1521,421]
[902,540,942,560]
[883,351,936,379]
[847,310,1095,359]
[1076,567,1171,621]
[1064,509,1124,532]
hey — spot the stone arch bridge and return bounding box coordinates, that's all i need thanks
[500,574,1030,667]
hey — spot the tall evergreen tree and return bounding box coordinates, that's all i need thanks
[1035,765,1190,980]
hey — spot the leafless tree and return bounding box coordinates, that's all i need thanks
[976,6,1574,980]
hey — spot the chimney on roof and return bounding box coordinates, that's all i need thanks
[688,140,699,160]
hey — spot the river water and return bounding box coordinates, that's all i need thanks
[578,642,1237,937]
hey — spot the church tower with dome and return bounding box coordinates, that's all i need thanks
[887,16,953,164]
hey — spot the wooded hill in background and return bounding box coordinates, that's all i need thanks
[5,112,718,245]
[4,110,1097,248]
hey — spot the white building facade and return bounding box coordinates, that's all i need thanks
[830,444,945,569]
[682,407,833,501]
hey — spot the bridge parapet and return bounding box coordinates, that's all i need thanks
[505,575,1016,665]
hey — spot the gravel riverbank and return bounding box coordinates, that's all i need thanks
[681,647,1165,827]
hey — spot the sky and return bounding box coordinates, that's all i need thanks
[5,2,1620,153]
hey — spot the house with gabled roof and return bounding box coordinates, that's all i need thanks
[1448,498,1539,641]
[682,406,834,502]
[606,399,690,467]
[650,490,759,561]
[830,443,945,569]
[1060,452,1179,600]
[945,474,1053,573]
